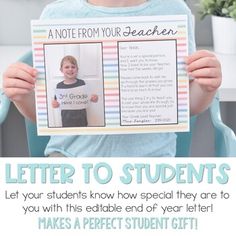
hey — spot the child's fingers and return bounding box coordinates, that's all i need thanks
[186,50,222,92]
[3,77,35,90]
[4,68,36,85]
[185,50,215,64]
[51,100,60,108]
[4,63,37,84]
[90,94,98,102]
[3,87,33,101]
[188,67,221,79]
[14,62,37,76]
[194,77,222,92]
[186,57,221,73]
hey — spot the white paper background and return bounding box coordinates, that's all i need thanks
[0,158,234,236]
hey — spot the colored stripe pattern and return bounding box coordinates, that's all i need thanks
[31,15,189,135]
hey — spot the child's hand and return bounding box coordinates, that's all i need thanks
[3,62,37,102]
[186,50,222,92]
[90,94,98,103]
[52,99,60,108]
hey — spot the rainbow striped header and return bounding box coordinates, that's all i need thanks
[31,15,189,135]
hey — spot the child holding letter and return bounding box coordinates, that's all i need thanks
[2,0,222,157]
[52,55,98,127]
